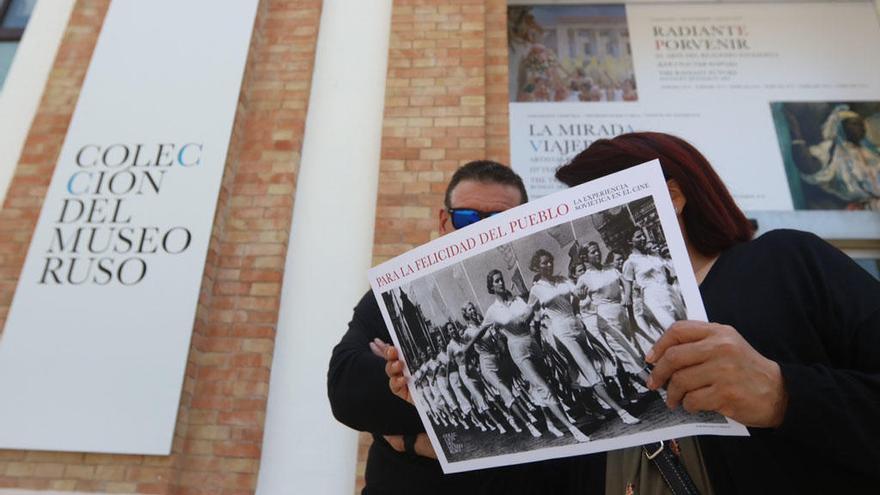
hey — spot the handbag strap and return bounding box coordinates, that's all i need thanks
[643,441,701,495]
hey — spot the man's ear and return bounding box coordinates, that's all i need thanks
[439,207,452,235]
[666,179,687,215]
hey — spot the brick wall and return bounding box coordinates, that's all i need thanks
[356,0,510,490]
[0,0,514,491]
[0,0,321,493]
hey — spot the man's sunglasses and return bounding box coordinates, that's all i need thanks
[448,208,502,230]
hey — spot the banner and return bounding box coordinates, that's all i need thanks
[508,2,880,219]
[0,0,258,454]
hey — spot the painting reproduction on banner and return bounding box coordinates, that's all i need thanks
[770,101,880,211]
[508,5,637,103]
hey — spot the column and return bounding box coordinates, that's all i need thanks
[255,0,393,493]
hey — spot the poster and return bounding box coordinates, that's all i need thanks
[369,162,748,473]
[508,2,880,217]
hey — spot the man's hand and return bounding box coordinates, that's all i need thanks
[370,338,391,359]
[646,320,788,428]
[383,433,437,459]
[384,346,414,405]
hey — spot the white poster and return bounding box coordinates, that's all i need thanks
[369,162,748,473]
[0,0,258,454]
[508,2,880,215]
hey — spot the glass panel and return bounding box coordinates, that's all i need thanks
[1,0,37,29]
[0,41,18,88]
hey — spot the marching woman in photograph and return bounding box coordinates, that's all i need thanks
[575,241,652,396]
[460,302,541,437]
[481,269,589,442]
[552,131,880,493]
[441,323,488,432]
[569,253,625,399]
[430,333,470,431]
[528,249,640,425]
[447,320,508,434]
[416,352,454,428]
[622,228,686,335]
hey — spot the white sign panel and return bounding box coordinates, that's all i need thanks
[509,2,880,216]
[369,162,747,474]
[0,0,258,454]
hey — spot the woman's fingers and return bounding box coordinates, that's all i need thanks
[680,386,721,415]
[646,320,714,364]
[663,362,715,409]
[648,337,712,390]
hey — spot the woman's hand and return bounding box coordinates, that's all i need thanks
[646,320,788,428]
[384,346,414,405]
[383,433,437,459]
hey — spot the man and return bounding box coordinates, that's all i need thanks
[327,161,602,494]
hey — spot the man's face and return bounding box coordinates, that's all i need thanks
[439,180,524,235]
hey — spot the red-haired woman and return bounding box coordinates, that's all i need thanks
[552,132,880,494]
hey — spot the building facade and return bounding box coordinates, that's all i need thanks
[0,0,878,494]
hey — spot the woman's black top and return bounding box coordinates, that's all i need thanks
[698,229,880,493]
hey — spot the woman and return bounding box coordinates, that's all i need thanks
[550,132,880,493]
[448,318,508,434]
[480,269,589,441]
[621,229,685,334]
[576,242,653,395]
[429,332,470,431]
[460,301,541,437]
[442,322,487,432]
[572,247,633,404]
[529,249,639,425]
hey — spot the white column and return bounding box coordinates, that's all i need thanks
[0,0,76,207]
[255,0,392,493]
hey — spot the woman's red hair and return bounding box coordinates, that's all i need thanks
[555,132,754,255]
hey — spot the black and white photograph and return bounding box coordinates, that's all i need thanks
[371,162,747,472]
[381,196,724,465]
